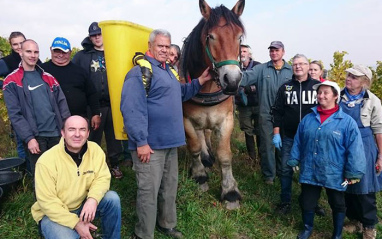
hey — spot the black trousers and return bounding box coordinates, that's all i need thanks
[345,192,378,227]
[299,183,346,213]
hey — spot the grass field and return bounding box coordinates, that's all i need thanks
[0,124,381,239]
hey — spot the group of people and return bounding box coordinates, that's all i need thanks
[238,41,382,239]
[0,22,381,239]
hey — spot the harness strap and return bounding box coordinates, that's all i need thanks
[190,90,231,106]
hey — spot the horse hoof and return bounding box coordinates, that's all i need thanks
[225,200,240,210]
[199,182,209,192]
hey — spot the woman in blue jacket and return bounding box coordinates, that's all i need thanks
[288,81,366,239]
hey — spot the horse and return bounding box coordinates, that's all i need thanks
[180,0,245,210]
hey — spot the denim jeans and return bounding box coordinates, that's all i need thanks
[40,191,121,239]
[279,137,294,203]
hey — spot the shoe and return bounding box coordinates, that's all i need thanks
[315,205,325,217]
[276,202,291,215]
[157,225,183,238]
[111,166,123,179]
[297,211,314,239]
[363,227,376,239]
[343,220,363,233]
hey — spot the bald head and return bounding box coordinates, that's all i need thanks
[61,116,90,153]
[20,39,39,71]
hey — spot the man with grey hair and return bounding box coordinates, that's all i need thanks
[271,54,321,214]
[121,29,211,239]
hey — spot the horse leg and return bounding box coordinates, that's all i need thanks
[184,120,209,192]
[201,129,215,168]
[216,114,241,210]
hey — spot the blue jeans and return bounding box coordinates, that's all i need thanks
[40,191,121,239]
[279,137,294,203]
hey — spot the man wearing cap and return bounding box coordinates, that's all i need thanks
[42,37,101,129]
[271,54,321,215]
[240,41,293,184]
[73,22,123,179]
[235,44,261,161]
[2,39,70,176]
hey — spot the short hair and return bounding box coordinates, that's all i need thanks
[241,44,252,56]
[9,31,26,44]
[21,39,38,49]
[170,44,181,57]
[310,60,324,70]
[149,29,171,44]
[62,115,90,131]
[292,54,309,63]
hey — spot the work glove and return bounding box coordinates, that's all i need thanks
[238,87,248,106]
[287,159,299,172]
[272,134,282,150]
[341,178,361,187]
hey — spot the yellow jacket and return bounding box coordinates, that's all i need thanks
[31,138,111,229]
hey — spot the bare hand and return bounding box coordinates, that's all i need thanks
[79,198,97,223]
[376,158,382,174]
[27,139,41,154]
[75,221,97,239]
[137,144,154,163]
[91,115,101,130]
[197,67,211,85]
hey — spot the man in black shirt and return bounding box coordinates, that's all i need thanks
[42,37,101,129]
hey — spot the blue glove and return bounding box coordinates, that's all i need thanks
[239,88,248,106]
[287,159,300,172]
[272,134,282,150]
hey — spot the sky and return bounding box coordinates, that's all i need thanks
[1,0,381,69]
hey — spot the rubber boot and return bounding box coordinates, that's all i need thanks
[297,211,315,239]
[244,133,256,160]
[331,212,345,239]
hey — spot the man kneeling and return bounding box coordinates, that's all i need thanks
[31,115,121,239]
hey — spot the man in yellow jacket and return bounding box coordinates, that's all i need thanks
[31,115,121,239]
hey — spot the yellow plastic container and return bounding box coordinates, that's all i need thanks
[99,20,152,140]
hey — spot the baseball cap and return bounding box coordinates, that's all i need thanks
[51,37,71,52]
[345,64,372,81]
[268,41,284,49]
[88,22,101,36]
[312,81,341,103]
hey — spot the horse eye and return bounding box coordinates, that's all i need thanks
[208,34,214,40]
[239,35,243,41]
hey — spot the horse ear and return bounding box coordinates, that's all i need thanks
[232,0,245,17]
[199,0,211,19]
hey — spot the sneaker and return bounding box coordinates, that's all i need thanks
[315,205,326,216]
[343,220,363,233]
[363,227,376,239]
[157,225,183,238]
[111,166,123,179]
[276,202,291,215]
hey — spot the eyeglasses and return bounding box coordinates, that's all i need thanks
[292,62,308,68]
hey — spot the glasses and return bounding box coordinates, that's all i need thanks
[292,62,308,68]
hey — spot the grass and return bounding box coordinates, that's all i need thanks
[0,122,381,238]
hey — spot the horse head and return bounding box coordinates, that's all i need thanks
[199,0,245,95]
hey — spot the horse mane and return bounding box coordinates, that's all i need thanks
[180,4,245,79]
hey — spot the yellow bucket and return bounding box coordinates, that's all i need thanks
[99,20,152,140]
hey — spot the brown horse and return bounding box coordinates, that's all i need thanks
[180,0,245,209]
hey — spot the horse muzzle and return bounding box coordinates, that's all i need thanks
[218,66,242,95]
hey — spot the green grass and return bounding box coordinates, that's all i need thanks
[0,126,381,238]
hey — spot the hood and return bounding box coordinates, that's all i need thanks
[80,37,95,52]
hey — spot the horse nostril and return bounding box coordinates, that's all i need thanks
[224,74,229,83]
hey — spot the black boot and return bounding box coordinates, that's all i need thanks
[331,212,345,239]
[244,133,256,160]
[297,211,314,239]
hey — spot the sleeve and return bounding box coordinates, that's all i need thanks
[180,78,202,102]
[84,70,101,116]
[240,64,260,87]
[3,83,35,143]
[34,161,79,229]
[370,94,382,134]
[120,72,149,147]
[87,147,111,203]
[344,120,366,179]
[288,118,305,165]
[0,59,10,78]
[271,85,285,127]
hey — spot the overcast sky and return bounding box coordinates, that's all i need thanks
[1,0,381,69]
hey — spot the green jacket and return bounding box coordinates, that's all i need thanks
[240,60,293,120]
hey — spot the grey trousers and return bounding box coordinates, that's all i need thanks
[132,148,178,239]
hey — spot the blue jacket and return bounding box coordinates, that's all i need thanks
[288,106,366,191]
[120,54,201,150]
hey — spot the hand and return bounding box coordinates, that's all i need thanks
[137,144,154,163]
[74,221,97,239]
[197,67,211,85]
[79,198,97,223]
[341,178,361,187]
[91,115,101,130]
[376,158,382,176]
[287,159,299,172]
[272,134,282,150]
[27,138,41,154]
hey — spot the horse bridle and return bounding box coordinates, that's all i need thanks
[205,35,241,85]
